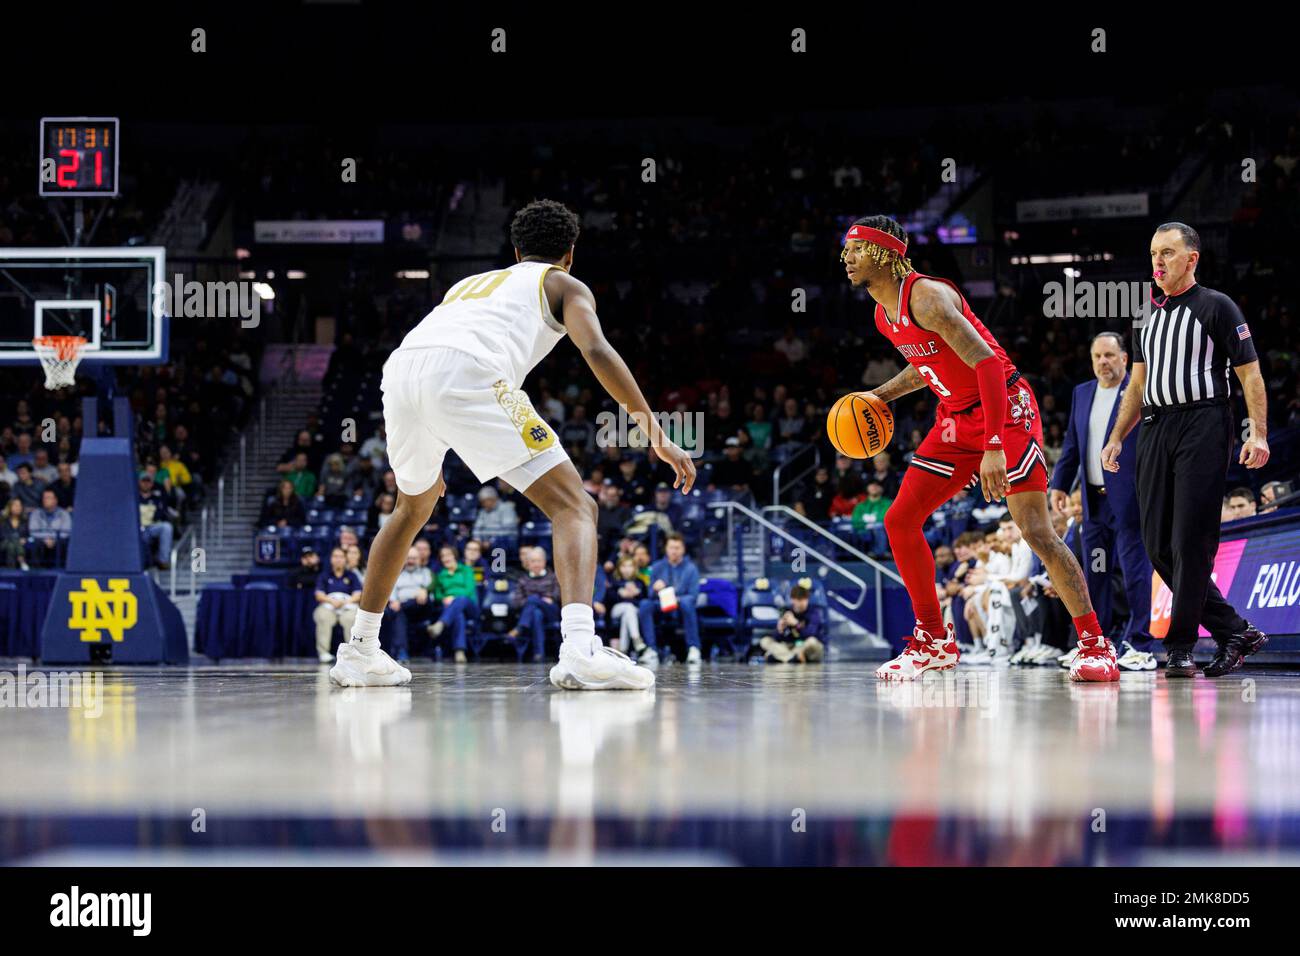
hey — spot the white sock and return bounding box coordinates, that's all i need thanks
[351,609,383,652]
[560,604,596,657]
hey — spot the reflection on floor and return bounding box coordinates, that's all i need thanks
[2,661,1298,864]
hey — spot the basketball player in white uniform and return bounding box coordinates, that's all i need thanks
[329,200,696,689]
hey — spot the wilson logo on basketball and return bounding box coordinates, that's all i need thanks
[860,410,880,445]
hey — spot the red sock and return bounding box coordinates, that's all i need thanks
[1072,613,1103,643]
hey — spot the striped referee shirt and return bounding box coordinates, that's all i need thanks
[1132,283,1257,407]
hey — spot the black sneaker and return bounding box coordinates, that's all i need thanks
[1203,625,1268,678]
[1165,649,1198,678]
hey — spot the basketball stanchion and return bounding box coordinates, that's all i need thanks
[39,396,188,664]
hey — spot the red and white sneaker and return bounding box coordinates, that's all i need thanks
[876,622,960,681]
[1068,633,1120,682]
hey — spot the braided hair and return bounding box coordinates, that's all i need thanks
[851,215,913,280]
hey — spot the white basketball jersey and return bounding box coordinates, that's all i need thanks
[397,261,567,386]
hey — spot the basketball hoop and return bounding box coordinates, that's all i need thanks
[32,335,88,390]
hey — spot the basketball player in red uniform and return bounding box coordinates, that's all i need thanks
[842,216,1117,681]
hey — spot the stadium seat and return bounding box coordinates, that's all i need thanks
[520,520,553,547]
[474,577,527,661]
[741,578,782,649]
[696,577,741,658]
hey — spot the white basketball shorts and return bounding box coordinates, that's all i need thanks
[381,346,568,495]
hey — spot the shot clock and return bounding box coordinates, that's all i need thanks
[39,117,120,197]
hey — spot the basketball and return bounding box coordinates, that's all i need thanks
[827,392,894,459]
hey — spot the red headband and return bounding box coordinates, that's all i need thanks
[844,224,907,257]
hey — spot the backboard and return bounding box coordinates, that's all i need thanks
[0,246,168,366]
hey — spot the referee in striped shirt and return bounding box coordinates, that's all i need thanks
[1101,222,1271,678]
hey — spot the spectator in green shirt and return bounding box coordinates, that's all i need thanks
[426,544,479,662]
[851,480,892,555]
[284,451,318,501]
[745,403,773,454]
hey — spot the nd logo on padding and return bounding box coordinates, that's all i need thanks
[68,579,138,642]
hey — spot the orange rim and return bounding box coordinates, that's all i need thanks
[32,335,87,361]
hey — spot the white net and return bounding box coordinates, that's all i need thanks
[32,336,87,390]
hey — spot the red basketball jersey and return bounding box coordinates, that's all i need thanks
[872,272,1017,410]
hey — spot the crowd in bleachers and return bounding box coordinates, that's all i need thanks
[245,130,1300,661]
[0,327,261,570]
[253,350,771,660]
[7,100,1300,658]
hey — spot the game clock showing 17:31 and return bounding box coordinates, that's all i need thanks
[39,117,119,197]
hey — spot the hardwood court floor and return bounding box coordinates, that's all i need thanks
[2,661,1298,864]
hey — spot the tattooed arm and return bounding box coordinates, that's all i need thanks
[870,365,926,404]
[908,279,996,366]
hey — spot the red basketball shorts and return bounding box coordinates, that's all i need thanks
[907,379,1048,494]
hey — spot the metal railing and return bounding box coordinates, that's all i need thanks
[209,362,291,549]
[770,441,821,506]
[169,523,198,599]
[760,504,905,643]
[762,505,903,581]
[715,499,870,614]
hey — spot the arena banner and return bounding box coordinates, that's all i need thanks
[253,220,385,243]
[1150,528,1300,638]
[1015,192,1149,223]
[1150,539,1246,639]
[1225,528,1300,635]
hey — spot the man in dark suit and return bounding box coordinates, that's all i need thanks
[1049,332,1157,670]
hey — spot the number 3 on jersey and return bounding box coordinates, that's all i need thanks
[917,365,952,397]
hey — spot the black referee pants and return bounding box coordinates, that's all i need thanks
[1135,401,1247,653]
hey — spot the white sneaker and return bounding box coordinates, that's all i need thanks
[962,647,994,667]
[1116,641,1157,671]
[1058,646,1079,669]
[1009,642,1040,665]
[329,642,412,687]
[318,651,334,664]
[1032,644,1064,665]
[638,646,660,667]
[685,645,702,664]
[550,640,656,690]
